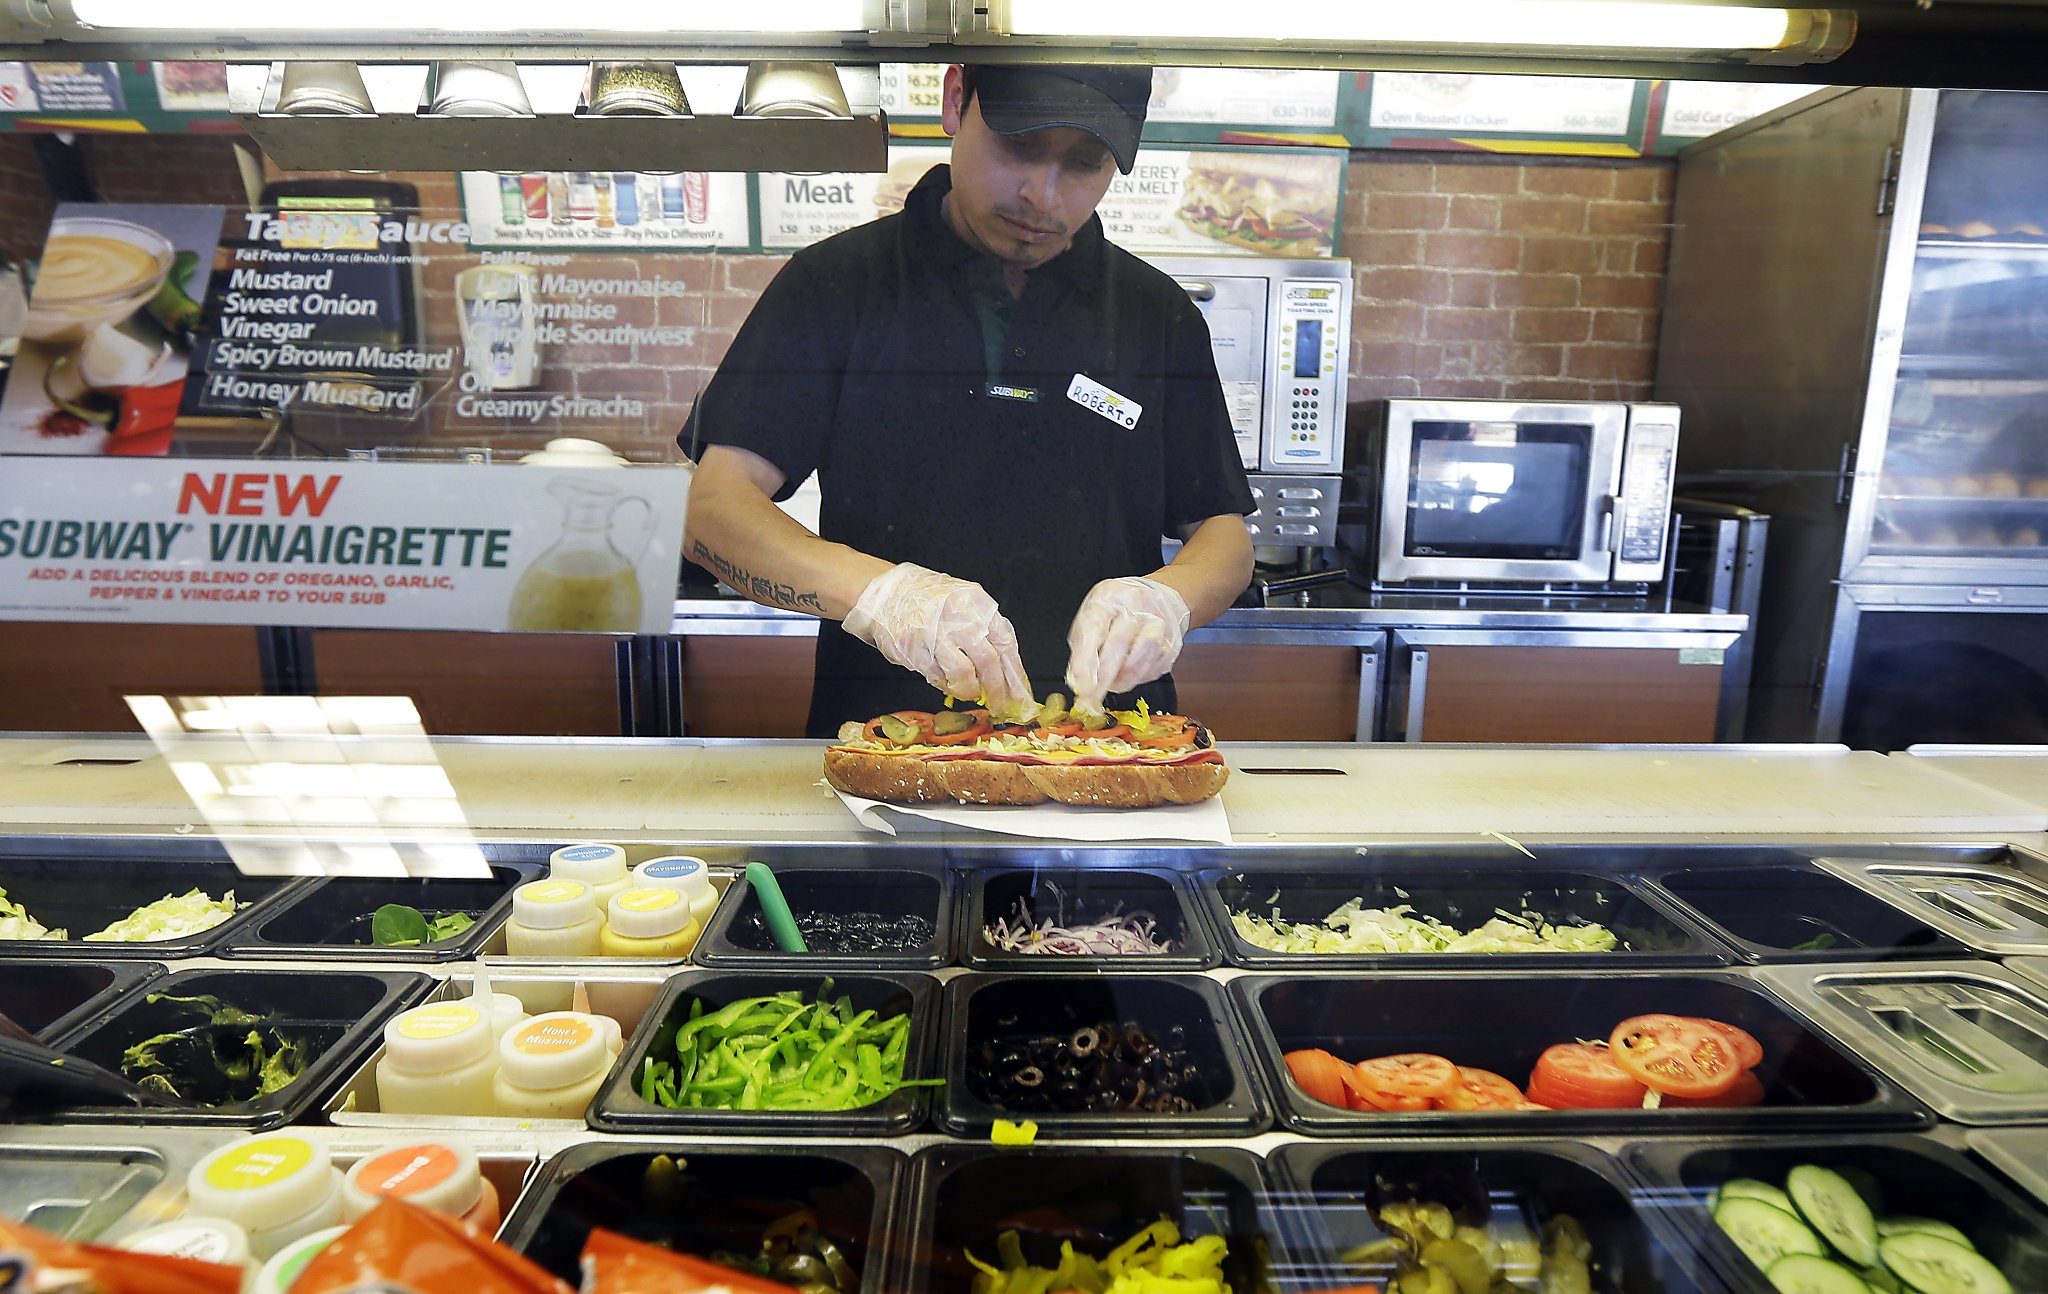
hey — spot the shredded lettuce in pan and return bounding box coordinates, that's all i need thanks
[1230,897,1619,954]
[0,885,66,940]
[83,889,245,942]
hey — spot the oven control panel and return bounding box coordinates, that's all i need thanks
[1268,279,1345,470]
[1614,413,1679,578]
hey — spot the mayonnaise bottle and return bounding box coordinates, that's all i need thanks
[503,878,603,957]
[630,855,720,927]
[600,886,702,958]
[375,1000,500,1117]
[491,1011,624,1119]
[342,1139,501,1235]
[184,1131,345,1260]
[466,965,530,1039]
[548,843,632,909]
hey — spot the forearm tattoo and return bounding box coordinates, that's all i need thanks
[692,539,826,614]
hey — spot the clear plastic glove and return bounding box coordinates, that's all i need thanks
[1065,576,1191,713]
[843,562,1034,712]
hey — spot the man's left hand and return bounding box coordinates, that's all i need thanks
[1065,576,1191,712]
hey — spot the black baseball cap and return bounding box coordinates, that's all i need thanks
[970,65,1152,174]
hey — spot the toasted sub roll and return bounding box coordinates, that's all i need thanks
[822,748,1227,808]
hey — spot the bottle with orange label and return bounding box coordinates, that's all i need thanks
[183,1131,345,1260]
[341,1139,502,1235]
[375,1000,501,1116]
[599,885,702,958]
[503,878,604,957]
[491,1010,624,1119]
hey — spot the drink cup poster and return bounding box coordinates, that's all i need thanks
[0,458,690,635]
[459,171,748,250]
[0,204,226,456]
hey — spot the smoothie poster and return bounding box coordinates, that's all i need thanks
[0,458,689,635]
[0,203,225,456]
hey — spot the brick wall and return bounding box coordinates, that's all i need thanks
[1344,152,1671,403]
[0,134,54,262]
[7,135,1675,451]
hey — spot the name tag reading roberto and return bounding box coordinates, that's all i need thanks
[1067,373,1142,429]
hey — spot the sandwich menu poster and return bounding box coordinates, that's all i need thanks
[760,145,1345,260]
[1104,148,1344,260]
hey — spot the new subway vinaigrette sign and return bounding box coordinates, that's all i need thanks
[0,458,688,633]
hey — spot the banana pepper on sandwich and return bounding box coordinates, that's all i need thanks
[835,694,1214,761]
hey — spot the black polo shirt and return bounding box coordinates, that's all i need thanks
[686,165,1254,736]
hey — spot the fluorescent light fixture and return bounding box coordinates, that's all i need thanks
[71,0,867,31]
[1001,0,1816,51]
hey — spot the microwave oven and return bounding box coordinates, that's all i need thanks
[1145,255,1352,550]
[1367,397,1681,587]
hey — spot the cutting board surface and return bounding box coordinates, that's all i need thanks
[0,738,2039,838]
[1894,752,2048,813]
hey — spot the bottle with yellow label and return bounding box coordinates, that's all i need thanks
[184,1131,344,1260]
[503,878,603,957]
[375,1001,500,1117]
[600,886,702,958]
[491,1010,623,1119]
[630,855,720,928]
[548,842,632,910]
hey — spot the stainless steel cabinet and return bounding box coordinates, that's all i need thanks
[1658,87,2048,744]
[1383,628,1737,744]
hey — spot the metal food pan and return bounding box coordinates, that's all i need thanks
[1272,1139,1728,1293]
[325,965,671,1133]
[5,957,163,1043]
[1,1125,235,1244]
[694,856,954,969]
[937,971,1271,1139]
[42,966,432,1129]
[1235,969,1926,1136]
[1638,860,1962,963]
[893,1144,1298,1294]
[1812,846,2048,957]
[0,841,304,958]
[1200,856,1727,970]
[1966,1127,2048,1212]
[959,864,1221,970]
[218,858,545,961]
[1756,959,2048,1124]
[590,969,938,1136]
[1624,1134,2048,1294]
[498,1139,902,1294]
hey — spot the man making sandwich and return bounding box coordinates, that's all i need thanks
[681,63,1255,736]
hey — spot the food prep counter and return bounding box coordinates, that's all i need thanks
[8,825,2048,1294]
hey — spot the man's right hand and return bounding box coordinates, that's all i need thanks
[843,563,1034,714]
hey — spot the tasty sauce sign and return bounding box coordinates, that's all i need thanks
[0,457,688,633]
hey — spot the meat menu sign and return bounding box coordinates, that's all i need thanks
[0,458,689,634]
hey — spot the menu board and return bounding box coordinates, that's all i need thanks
[1368,73,1638,137]
[1655,81,1824,146]
[1102,147,1345,260]
[878,63,948,117]
[758,143,1344,260]
[758,145,946,251]
[458,171,750,250]
[189,190,438,421]
[1148,68,1340,128]
[20,62,125,113]
[151,62,230,113]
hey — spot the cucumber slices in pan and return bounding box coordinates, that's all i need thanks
[1710,1163,2014,1294]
